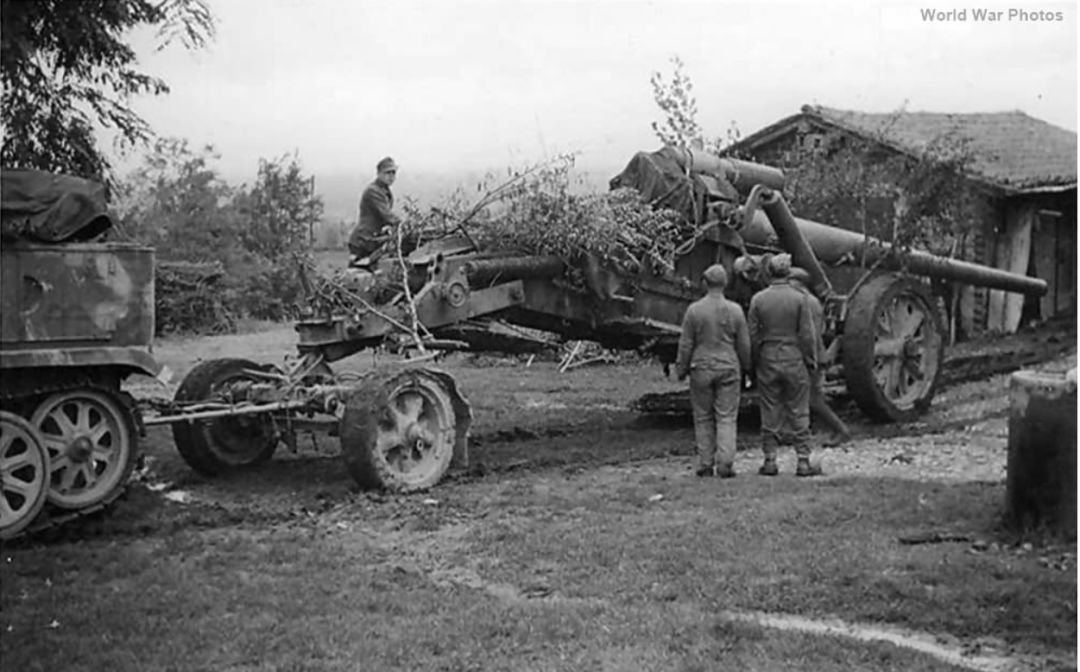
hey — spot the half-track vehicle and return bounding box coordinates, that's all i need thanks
[1,170,162,539]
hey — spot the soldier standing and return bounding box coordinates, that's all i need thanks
[789,267,851,446]
[348,157,401,263]
[747,254,822,477]
[675,264,751,478]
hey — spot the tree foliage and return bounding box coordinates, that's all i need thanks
[777,117,985,257]
[115,138,244,259]
[115,139,324,333]
[237,155,324,260]
[0,0,215,180]
[650,56,740,154]
[650,56,701,151]
[396,157,688,283]
[768,114,987,342]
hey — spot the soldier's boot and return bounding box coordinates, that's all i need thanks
[695,464,715,478]
[796,458,823,477]
[716,463,736,479]
[758,458,778,477]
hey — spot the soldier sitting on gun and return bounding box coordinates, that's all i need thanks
[348,156,402,267]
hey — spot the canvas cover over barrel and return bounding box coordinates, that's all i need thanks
[609,146,740,225]
[1,169,114,243]
[609,147,745,256]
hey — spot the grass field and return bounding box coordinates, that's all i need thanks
[4,463,1074,671]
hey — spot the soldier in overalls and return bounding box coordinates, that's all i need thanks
[675,265,751,478]
[747,254,822,477]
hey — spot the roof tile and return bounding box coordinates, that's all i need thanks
[806,105,1077,190]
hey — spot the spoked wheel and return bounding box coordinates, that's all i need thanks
[31,388,137,509]
[172,358,279,476]
[842,274,945,422]
[341,369,472,492]
[0,411,50,539]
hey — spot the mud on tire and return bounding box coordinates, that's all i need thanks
[172,358,278,476]
[340,369,468,493]
[841,273,945,422]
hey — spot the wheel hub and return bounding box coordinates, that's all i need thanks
[67,436,94,464]
[404,423,428,447]
[31,388,136,510]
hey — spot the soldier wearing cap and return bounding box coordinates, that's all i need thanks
[348,157,402,262]
[788,267,851,446]
[675,264,751,478]
[747,253,822,476]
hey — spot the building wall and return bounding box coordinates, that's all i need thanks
[739,128,1076,335]
[1002,190,1077,326]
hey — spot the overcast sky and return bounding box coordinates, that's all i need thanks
[125,0,1077,182]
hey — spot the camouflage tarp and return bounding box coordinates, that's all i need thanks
[1,169,114,243]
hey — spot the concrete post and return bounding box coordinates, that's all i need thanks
[1006,368,1077,538]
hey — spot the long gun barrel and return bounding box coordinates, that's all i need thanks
[463,256,566,285]
[738,187,1048,297]
[665,147,1046,298]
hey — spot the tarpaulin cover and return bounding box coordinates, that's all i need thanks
[1,169,114,243]
[608,146,740,225]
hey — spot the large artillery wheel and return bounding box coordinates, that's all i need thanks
[841,274,945,422]
[341,369,471,492]
[31,388,137,509]
[172,358,278,476]
[0,411,50,539]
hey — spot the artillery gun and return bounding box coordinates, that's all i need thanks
[4,150,1044,531]
[154,147,1045,494]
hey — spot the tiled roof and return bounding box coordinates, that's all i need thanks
[736,104,1078,193]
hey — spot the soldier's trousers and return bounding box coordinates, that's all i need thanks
[688,366,742,470]
[348,234,384,261]
[756,356,811,458]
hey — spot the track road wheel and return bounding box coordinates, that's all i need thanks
[172,358,279,476]
[841,273,945,422]
[31,388,137,509]
[0,412,50,539]
[341,369,470,492]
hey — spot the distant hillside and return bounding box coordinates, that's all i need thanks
[314,167,618,225]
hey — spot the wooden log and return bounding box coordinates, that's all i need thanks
[1005,368,1077,538]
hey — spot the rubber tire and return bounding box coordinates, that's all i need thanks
[841,273,945,422]
[0,411,50,539]
[340,370,457,493]
[171,358,278,476]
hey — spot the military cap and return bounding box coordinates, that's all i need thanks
[702,264,728,288]
[377,157,398,172]
[767,253,792,277]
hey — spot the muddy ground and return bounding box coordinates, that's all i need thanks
[86,318,1074,536]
